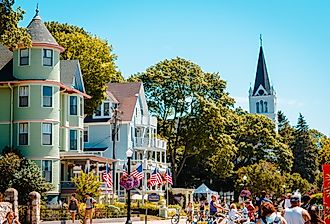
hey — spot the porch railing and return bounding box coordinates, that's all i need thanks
[133,137,167,150]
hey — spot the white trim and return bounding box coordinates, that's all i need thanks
[18,48,31,67]
[0,122,10,125]
[41,122,54,146]
[69,129,78,151]
[41,159,53,183]
[13,119,60,123]
[17,85,30,108]
[17,122,30,146]
[30,156,60,160]
[41,85,54,108]
[92,101,112,119]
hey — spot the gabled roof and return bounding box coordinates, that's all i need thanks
[60,60,86,93]
[252,46,271,96]
[0,45,15,81]
[107,82,142,122]
[84,82,142,123]
[26,11,64,52]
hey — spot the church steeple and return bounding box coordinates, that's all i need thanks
[252,45,271,96]
[249,37,277,127]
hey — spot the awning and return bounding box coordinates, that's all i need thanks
[60,152,116,163]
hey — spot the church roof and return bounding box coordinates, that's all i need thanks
[26,10,64,52]
[252,46,271,95]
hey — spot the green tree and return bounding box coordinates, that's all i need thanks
[45,22,123,115]
[0,0,31,48]
[277,111,295,146]
[0,149,53,204]
[292,114,319,183]
[232,113,293,173]
[129,57,235,185]
[319,138,330,165]
[71,171,102,201]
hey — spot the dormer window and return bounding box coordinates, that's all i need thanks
[19,49,29,66]
[43,49,53,66]
[93,101,112,118]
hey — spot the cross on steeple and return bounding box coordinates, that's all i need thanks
[35,3,39,16]
[260,34,263,47]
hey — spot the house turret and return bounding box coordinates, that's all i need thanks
[13,9,64,81]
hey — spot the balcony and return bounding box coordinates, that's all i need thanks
[134,115,157,127]
[133,137,167,150]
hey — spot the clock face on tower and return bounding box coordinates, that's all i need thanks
[258,89,264,95]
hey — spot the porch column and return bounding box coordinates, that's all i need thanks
[96,162,99,180]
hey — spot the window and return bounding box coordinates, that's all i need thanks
[256,102,260,113]
[79,97,83,116]
[70,96,77,115]
[94,105,101,116]
[112,127,119,142]
[19,49,29,66]
[42,123,52,145]
[19,123,28,145]
[264,102,268,113]
[70,130,77,150]
[84,127,89,142]
[43,49,53,66]
[260,100,264,113]
[19,86,29,107]
[43,86,52,107]
[103,102,110,116]
[42,160,52,182]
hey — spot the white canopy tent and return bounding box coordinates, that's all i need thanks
[193,184,218,202]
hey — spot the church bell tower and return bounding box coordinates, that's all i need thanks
[249,36,277,125]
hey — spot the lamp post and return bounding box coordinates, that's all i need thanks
[126,148,133,224]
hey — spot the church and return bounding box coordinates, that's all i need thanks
[249,39,277,125]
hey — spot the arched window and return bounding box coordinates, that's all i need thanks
[256,102,260,113]
[264,101,268,113]
[260,100,264,113]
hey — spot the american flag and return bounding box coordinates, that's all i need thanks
[122,163,128,177]
[149,168,163,187]
[165,168,173,185]
[131,164,144,180]
[102,164,112,188]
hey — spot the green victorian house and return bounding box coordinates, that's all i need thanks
[0,11,90,200]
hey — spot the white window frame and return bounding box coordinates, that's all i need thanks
[93,101,111,118]
[42,49,53,67]
[79,97,84,116]
[41,86,54,108]
[18,122,29,146]
[41,160,52,182]
[80,130,83,151]
[19,48,30,66]
[18,85,30,108]
[69,129,78,151]
[41,123,53,146]
[70,96,78,115]
[83,126,89,143]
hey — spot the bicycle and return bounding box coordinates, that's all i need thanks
[171,208,181,224]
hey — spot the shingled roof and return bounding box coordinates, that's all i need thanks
[252,46,271,96]
[84,82,142,123]
[0,45,15,81]
[107,82,142,122]
[27,11,64,52]
[60,60,86,93]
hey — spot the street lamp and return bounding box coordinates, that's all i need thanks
[126,148,133,224]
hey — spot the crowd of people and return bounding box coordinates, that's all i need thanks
[186,189,325,224]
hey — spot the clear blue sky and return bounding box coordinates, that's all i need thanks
[16,0,330,135]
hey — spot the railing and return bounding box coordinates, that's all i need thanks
[134,115,157,127]
[134,137,167,150]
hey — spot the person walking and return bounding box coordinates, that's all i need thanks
[257,202,287,224]
[2,212,20,224]
[83,193,96,224]
[283,192,311,224]
[309,205,325,224]
[210,195,222,216]
[68,193,79,223]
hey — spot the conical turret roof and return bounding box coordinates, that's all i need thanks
[252,46,271,95]
[26,9,64,52]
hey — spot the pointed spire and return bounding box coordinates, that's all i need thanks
[252,41,271,96]
[260,34,263,47]
[35,3,39,16]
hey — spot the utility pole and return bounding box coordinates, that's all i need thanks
[111,108,120,203]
